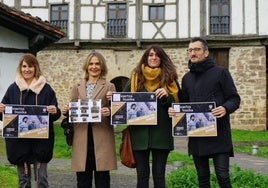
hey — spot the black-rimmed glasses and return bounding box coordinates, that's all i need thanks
[187,48,202,53]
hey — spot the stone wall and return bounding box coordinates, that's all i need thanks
[229,47,266,130]
[37,46,266,130]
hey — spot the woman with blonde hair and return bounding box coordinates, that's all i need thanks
[62,51,117,188]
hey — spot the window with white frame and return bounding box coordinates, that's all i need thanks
[149,5,164,21]
[50,4,68,34]
[107,3,127,37]
[210,0,230,34]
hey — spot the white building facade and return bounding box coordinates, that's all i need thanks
[0,26,27,100]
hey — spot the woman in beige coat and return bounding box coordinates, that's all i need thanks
[62,51,117,188]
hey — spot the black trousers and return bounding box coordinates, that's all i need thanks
[193,153,231,188]
[76,124,110,188]
[133,149,170,188]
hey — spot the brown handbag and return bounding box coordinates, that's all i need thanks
[120,127,136,168]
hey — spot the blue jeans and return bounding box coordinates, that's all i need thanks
[133,149,170,188]
[193,153,231,188]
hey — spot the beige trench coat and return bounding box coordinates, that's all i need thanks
[70,78,117,172]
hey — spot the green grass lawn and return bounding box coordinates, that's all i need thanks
[0,121,267,188]
[231,129,268,158]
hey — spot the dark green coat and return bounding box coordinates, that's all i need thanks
[123,82,174,151]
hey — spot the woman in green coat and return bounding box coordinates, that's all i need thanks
[123,45,180,188]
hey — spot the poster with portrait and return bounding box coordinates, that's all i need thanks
[172,102,217,137]
[111,92,157,125]
[2,105,49,138]
[69,99,101,123]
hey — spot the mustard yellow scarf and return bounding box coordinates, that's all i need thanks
[131,64,179,102]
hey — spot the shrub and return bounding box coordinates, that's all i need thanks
[230,165,268,188]
[166,167,197,188]
[166,165,268,188]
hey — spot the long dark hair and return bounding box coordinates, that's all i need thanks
[133,45,178,91]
